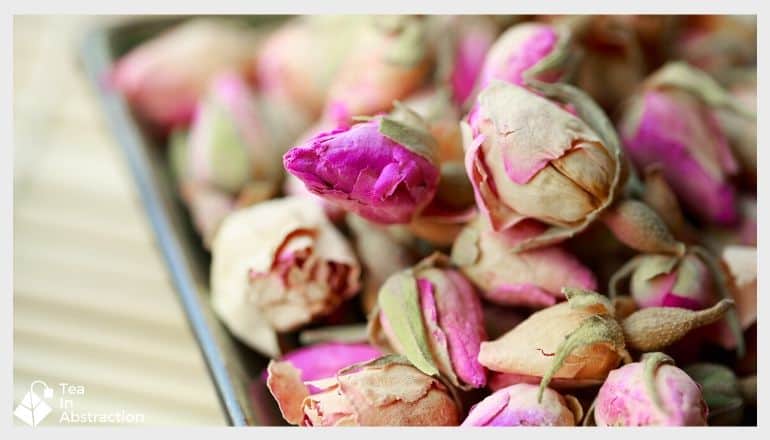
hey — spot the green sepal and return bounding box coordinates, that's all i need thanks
[641,352,675,416]
[379,103,439,163]
[537,315,627,403]
[377,271,439,377]
[207,102,252,194]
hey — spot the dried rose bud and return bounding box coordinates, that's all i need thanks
[466,76,684,255]
[368,254,487,389]
[267,355,460,426]
[626,253,714,310]
[187,72,283,196]
[684,363,744,426]
[278,342,382,382]
[462,383,582,426]
[255,16,363,119]
[323,16,431,124]
[284,108,440,225]
[476,22,568,91]
[210,197,361,357]
[478,288,629,391]
[619,62,752,226]
[708,245,757,350]
[594,353,708,426]
[451,217,596,308]
[111,19,259,130]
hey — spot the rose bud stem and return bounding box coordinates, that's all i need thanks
[621,298,734,352]
[600,199,686,256]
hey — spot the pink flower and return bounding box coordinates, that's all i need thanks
[629,253,714,310]
[465,81,618,233]
[110,19,258,130]
[451,217,596,308]
[283,115,440,225]
[445,17,499,105]
[476,22,562,90]
[278,342,382,382]
[370,255,488,389]
[462,383,581,426]
[619,77,740,226]
[594,354,708,426]
[267,356,460,426]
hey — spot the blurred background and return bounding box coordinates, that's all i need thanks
[13,15,225,426]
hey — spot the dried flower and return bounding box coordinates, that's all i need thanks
[478,288,629,392]
[368,254,487,389]
[267,355,460,426]
[475,22,568,91]
[111,18,258,130]
[461,383,582,426]
[210,197,361,357]
[451,217,596,308]
[323,16,431,125]
[283,108,440,225]
[618,62,754,226]
[594,353,708,426]
[466,81,618,231]
[255,15,363,119]
[278,342,382,382]
[675,16,756,82]
[622,252,714,310]
[479,287,735,397]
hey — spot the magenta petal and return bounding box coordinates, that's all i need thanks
[283,120,439,224]
[486,283,558,308]
[623,91,739,225]
[420,271,487,388]
[278,342,382,382]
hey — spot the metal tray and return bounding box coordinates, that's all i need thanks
[79,15,289,426]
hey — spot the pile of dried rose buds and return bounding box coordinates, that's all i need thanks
[112,14,756,426]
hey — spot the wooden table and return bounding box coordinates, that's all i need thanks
[13,15,225,426]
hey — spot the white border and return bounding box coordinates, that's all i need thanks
[1,0,765,438]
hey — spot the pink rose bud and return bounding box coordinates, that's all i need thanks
[323,16,431,125]
[256,16,363,119]
[594,353,708,426]
[369,254,487,389]
[210,197,361,357]
[110,19,258,130]
[627,253,714,310]
[187,72,283,196]
[462,383,582,426]
[283,108,440,225]
[476,22,565,90]
[278,342,382,382]
[267,355,460,426]
[451,217,597,308]
[619,62,746,226]
[465,81,619,235]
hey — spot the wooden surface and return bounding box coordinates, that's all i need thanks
[13,15,226,426]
